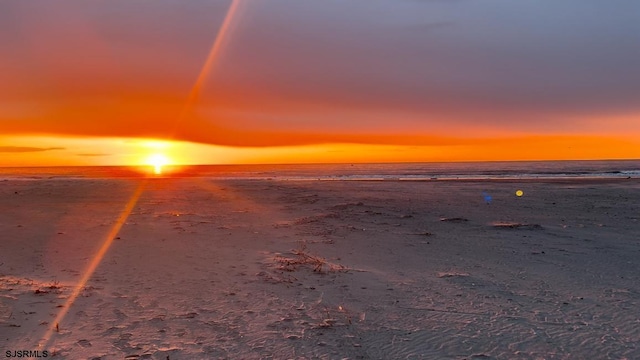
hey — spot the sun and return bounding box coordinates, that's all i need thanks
[147,153,170,174]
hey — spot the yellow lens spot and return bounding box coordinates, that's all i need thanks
[515,190,524,197]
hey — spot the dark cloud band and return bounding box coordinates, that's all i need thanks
[0,146,65,153]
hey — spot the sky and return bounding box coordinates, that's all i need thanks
[1,0,639,166]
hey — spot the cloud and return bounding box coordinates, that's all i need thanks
[0,146,65,153]
[76,153,110,157]
[0,0,639,147]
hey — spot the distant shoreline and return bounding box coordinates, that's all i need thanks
[1,160,638,181]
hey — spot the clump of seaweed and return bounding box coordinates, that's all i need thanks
[34,280,62,295]
[275,242,348,273]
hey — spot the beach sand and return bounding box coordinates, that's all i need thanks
[1,177,639,359]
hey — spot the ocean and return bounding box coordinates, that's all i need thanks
[0,160,639,180]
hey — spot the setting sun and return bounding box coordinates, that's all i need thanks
[147,153,170,174]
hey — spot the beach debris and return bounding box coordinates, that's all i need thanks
[273,243,349,274]
[490,222,542,230]
[318,318,338,327]
[439,217,468,222]
[289,248,327,273]
[437,271,469,278]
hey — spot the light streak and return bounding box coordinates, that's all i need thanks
[172,0,247,136]
[40,182,146,349]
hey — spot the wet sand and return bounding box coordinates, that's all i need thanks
[1,178,639,359]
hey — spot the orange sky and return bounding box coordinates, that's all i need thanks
[1,0,639,166]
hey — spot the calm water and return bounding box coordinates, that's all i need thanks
[1,160,639,180]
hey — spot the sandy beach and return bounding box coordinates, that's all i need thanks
[1,177,639,359]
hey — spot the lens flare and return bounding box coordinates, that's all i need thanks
[172,0,247,136]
